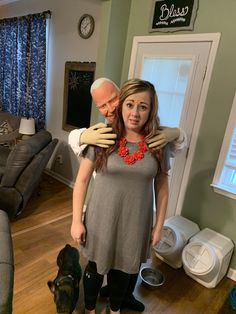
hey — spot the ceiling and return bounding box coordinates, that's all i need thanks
[0,0,20,6]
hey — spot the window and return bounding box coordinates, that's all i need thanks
[141,57,192,127]
[211,93,236,199]
[0,11,51,129]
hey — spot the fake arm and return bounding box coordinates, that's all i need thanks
[80,122,117,148]
[147,127,187,154]
[68,123,117,158]
[68,128,87,157]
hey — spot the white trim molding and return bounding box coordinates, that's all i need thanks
[44,168,75,188]
[211,92,236,199]
[227,267,236,282]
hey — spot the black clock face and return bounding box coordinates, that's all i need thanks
[78,14,95,39]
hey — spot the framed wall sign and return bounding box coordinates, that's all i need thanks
[149,0,199,33]
[63,62,96,132]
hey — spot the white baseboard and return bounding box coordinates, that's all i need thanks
[227,268,236,282]
[44,168,75,188]
[44,168,87,213]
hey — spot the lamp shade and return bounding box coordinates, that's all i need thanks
[19,117,35,135]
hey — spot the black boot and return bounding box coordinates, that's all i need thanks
[121,273,145,312]
[99,284,109,298]
[121,294,145,312]
[100,274,145,312]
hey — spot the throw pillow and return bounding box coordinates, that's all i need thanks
[0,120,13,135]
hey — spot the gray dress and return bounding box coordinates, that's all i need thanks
[82,141,170,275]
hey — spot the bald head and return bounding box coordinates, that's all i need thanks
[90,78,119,94]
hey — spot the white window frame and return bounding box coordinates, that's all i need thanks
[211,92,236,200]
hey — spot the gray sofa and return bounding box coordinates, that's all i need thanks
[0,210,14,314]
[0,130,58,220]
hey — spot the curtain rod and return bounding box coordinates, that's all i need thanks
[0,10,52,22]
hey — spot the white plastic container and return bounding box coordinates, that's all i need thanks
[182,228,234,288]
[154,215,200,269]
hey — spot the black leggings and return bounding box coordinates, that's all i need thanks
[125,272,139,297]
[83,261,130,311]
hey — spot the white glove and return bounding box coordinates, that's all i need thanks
[80,123,117,148]
[147,127,180,149]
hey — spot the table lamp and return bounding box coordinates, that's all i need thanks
[19,117,35,140]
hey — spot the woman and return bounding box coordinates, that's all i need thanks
[71,79,170,314]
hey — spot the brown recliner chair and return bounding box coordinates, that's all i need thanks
[0,130,58,220]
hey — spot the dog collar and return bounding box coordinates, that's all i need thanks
[55,274,75,286]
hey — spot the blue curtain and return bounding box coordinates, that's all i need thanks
[0,11,51,130]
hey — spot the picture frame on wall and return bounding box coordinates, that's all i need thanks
[149,0,199,33]
[62,61,96,132]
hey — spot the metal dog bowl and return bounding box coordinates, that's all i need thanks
[140,267,165,288]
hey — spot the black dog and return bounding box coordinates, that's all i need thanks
[48,244,82,314]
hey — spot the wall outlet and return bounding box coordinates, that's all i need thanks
[56,154,63,165]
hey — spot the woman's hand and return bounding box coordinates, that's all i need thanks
[151,227,162,247]
[71,221,86,245]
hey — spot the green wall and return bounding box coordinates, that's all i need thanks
[96,0,236,270]
[90,0,131,124]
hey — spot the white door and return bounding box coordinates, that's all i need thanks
[128,34,220,217]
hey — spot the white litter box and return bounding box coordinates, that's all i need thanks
[182,228,234,288]
[153,215,200,269]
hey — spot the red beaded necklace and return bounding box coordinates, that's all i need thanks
[118,136,148,165]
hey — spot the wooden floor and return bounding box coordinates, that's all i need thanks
[10,174,235,314]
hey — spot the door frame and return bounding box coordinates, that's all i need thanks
[128,33,221,215]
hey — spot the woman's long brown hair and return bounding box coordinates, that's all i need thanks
[94,78,163,172]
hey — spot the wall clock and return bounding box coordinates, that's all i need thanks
[78,14,95,39]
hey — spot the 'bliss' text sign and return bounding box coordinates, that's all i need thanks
[149,0,198,32]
